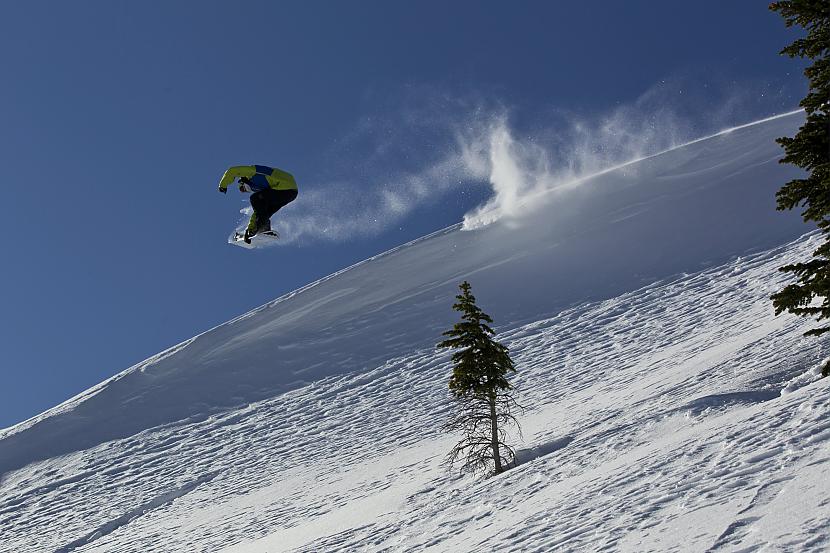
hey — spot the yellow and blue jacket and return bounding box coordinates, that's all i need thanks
[218,165,298,193]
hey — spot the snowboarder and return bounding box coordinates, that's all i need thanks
[218,164,298,243]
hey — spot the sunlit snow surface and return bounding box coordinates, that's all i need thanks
[2,112,829,552]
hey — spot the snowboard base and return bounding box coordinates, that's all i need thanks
[230,230,280,249]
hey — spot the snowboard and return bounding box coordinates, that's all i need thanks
[230,230,280,249]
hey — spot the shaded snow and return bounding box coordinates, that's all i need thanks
[1,111,828,552]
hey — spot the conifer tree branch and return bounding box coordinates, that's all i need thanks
[768,1,830,366]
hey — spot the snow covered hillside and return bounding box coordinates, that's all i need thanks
[2,111,829,552]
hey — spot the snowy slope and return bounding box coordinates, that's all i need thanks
[2,111,829,552]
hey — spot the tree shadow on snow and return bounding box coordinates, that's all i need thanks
[514,435,575,466]
[680,390,779,418]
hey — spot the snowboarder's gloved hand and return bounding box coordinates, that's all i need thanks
[218,186,227,194]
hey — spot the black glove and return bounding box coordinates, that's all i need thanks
[218,186,227,194]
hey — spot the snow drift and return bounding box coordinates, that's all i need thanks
[2,110,828,552]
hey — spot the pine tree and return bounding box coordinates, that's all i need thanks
[438,281,521,475]
[768,1,830,376]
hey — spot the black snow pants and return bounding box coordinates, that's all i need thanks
[248,188,298,234]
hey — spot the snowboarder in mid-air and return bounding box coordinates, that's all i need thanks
[218,164,298,243]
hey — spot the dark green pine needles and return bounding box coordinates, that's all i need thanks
[438,281,521,475]
[769,1,830,375]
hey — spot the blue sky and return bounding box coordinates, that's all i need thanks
[0,1,805,428]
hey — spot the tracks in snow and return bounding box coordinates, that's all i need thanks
[53,471,220,553]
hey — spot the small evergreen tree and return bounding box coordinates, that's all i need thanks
[768,1,830,376]
[438,281,521,475]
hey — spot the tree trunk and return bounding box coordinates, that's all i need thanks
[489,392,503,474]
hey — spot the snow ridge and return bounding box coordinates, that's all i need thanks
[1,111,810,481]
[1,111,828,551]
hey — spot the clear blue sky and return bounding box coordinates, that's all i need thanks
[0,1,804,428]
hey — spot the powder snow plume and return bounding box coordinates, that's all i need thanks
[252,81,796,244]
